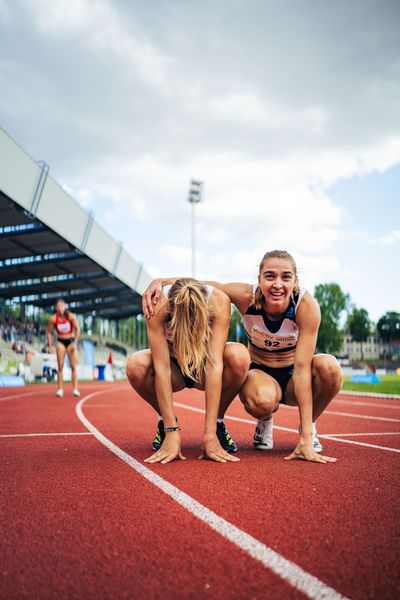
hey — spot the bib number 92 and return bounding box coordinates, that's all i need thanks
[264,340,280,347]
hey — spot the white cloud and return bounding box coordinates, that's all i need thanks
[159,244,193,270]
[26,0,173,88]
[370,229,400,245]
[0,0,399,320]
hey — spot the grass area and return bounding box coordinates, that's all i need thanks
[342,374,400,395]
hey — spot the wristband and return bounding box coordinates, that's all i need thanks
[164,426,181,432]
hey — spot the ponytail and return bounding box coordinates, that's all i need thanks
[169,278,210,382]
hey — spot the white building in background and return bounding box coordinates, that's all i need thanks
[340,334,392,361]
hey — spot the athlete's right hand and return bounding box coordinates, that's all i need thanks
[142,279,163,319]
[144,431,185,464]
[200,434,240,463]
[284,436,337,464]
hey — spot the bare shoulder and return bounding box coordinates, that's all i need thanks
[297,291,321,329]
[48,315,56,324]
[220,282,253,314]
[209,287,231,316]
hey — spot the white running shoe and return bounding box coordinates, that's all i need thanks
[56,389,64,398]
[312,427,323,453]
[298,423,323,453]
[73,388,80,397]
[253,415,273,450]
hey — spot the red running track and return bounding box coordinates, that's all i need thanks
[1,382,399,599]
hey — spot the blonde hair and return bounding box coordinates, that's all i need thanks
[253,250,299,310]
[168,278,210,382]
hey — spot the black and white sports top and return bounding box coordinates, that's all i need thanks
[242,286,306,365]
[162,284,213,343]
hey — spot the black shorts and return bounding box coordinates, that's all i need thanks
[170,356,197,389]
[57,337,75,349]
[249,362,294,404]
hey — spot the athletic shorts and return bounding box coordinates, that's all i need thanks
[57,337,75,349]
[249,362,294,404]
[170,356,197,389]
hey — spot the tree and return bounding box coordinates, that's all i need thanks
[377,312,400,344]
[347,308,371,360]
[314,283,350,354]
[228,306,247,345]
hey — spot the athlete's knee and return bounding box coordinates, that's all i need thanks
[241,387,278,419]
[126,353,151,387]
[224,344,250,378]
[314,355,342,389]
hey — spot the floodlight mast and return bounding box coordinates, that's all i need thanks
[187,179,203,278]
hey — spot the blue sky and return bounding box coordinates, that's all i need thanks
[0,0,399,323]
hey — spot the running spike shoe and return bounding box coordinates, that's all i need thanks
[298,423,324,453]
[152,419,165,451]
[253,415,273,450]
[216,421,237,453]
[312,426,323,453]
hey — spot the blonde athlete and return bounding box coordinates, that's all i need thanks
[142,251,342,464]
[126,278,249,464]
[47,299,80,398]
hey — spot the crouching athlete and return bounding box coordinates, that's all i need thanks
[126,278,249,464]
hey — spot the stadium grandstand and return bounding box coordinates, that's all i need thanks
[0,127,151,384]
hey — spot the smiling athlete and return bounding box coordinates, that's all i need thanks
[142,250,342,464]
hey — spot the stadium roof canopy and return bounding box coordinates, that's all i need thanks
[0,127,152,319]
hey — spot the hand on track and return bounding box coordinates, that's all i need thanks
[142,280,163,319]
[144,432,185,464]
[199,435,240,463]
[284,437,337,464]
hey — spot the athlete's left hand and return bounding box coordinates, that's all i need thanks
[144,432,186,464]
[199,434,240,463]
[284,436,337,463]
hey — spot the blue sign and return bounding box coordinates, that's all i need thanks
[0,375,26,387]
[350,374,381,384]
[83,340,95,367]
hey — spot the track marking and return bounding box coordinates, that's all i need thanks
[317,436,400,453]
[173,402,400,453]
[339,390,400,400]
[76,391,348,600]
[318,410,400,423]
[332,399,400,410]
[323,432,400,437]
[279,404,400,423]
[0,432,93,438]
[0,390,48,402]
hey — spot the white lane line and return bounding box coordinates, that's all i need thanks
[317,436,400,453]
[339,390,400,400]
[76,391,348,600]
[0,391,46,402]
[173,402,400,454]
[332,399,400,410]
[279,404,400,423]
[0,432,93,438]
[323,432,400,438]
[318,410,400,423]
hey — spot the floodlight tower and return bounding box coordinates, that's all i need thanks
[187,179,203,278]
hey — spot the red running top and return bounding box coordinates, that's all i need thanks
[55,314,73,336]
